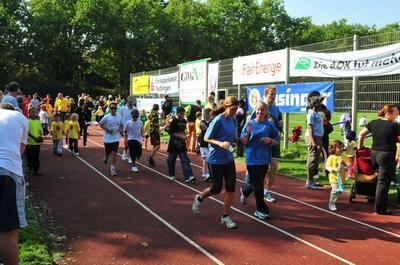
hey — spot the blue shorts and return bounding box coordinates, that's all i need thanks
[0,168,27,231]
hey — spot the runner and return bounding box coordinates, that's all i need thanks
[120,96,138,163]
[124,109,143,173]
[147,104,161,167]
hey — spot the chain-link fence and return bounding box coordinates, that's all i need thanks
[132,31,400,112]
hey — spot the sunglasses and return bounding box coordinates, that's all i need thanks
[110,107,117,110]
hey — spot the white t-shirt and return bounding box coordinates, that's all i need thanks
[0,109,28,176]
[100,113,123,143]
[119,105,138,125]
[39,110,48,124]
[124,120,143,141]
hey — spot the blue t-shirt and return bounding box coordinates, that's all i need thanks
[267,105,281,130]
[250,109,280,139]
[307,109,324,137]
[204,114,237,165]
[241,119,278,165]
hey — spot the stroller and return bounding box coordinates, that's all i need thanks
[349,148,378,202]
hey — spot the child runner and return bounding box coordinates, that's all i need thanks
[66,113,81,156]
[192,96,239,229]
[124,109,143,173]
[50,113,64,156]
[147,104,160,167]
[63,113,71,148]
[99,102,123,176]
[39,105,49,136]
[165,106,195,182]
[199,108,212,181]
[143,113,151,150]
[325,140,350,211]
[120,96,138,163]
[27,108,43,175]
[239,102,278,219]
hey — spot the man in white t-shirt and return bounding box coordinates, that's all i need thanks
[119,96,138,163]
[99,102,123,176]
[0,102,29,265]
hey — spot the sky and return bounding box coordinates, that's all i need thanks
[284,0,400,28]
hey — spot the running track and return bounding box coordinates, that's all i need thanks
[29,126,400,265]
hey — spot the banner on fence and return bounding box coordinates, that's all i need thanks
[131,75,149,95]
[149,72,179,95]
[136,98,163,112]
[179,59,207,104]
[246,82,334,113]
[290,43,400,77]
[233,49,286,85]
[208,62,219,95]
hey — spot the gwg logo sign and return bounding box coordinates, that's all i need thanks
[295,57,311,70]
[180,68,200,81]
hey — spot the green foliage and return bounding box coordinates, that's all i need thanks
[1,0,398,97]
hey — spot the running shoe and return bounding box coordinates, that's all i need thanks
[192,195,202,214]
[74,152,80,156]
[131,166,139,173]
[254,210,270,220]
[128,157,132,164]
[204,174,211,182]
[103,156,108,164]
[220,215,237,229]
[264,191,276,203]
[111,167,118,176]
[168,175,176,181]
[121,151,127,161]
[185,176,196,183]
[147,156,155,167]
[306,182,321,190]
[328,204,337,211]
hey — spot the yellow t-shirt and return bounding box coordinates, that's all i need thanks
[46,104,54,118]
[65,120,80,139]
[27,119,42,145]
[54,98,70,112]
[144,120,151,135]
[326,153,350,184]
[195,118,201,135]
[51,121,64,140]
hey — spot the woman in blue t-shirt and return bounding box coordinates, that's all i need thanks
[240,102,278,220]
[192,96,239,229]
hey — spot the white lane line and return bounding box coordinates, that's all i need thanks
[87,138,355,265]
[154,149,400,240]
[72,149,224,265]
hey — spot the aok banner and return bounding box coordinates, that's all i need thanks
[233,49,286,85]
[179,59,207,104]
[246,82,334,113]
[149,72,179,95]
[290,43,400,77]
[131,75,149,95]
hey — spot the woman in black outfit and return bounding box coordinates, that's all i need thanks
[358,104,400,215]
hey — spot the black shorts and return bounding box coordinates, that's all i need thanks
[0,175,19,232]
[209,161,236,194]
[150,132,160,146]
[104,142,119,155]
[272,142,281,160]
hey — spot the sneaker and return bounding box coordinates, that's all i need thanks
[103,156,108,164]
[147,156,155,167]
[204,174,211,182]
[220,215,237,229]
[121,152,127,161]
[192,195,202,214]
[264,191,276,203]
[306,182,321,190]
[74,152,80,156]
[168,175,176,181]
[131,166,139,173]
[240,187,247,205]
[254,210,270,220]
[185,176,196,183]
[111,168,118,176]
[128,157,132,164]
[328,204,337,211]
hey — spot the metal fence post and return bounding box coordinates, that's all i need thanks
[283,47,290,150]
[351,34,359,131]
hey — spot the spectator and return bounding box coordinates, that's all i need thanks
[54,93,71,121]
[0,102,29,265]
[185,100,202,152]
[1,81,19,110]
[358,104,400,215]
[161,95,173,118]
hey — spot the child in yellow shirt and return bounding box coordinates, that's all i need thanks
[27,108,43,175]
[50,113,64,156]
[143,113,151,150]
[65,113,81,155]
[325,140,350,211]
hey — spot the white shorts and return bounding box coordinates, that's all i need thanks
[200,147,209,158]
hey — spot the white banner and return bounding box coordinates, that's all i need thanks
[149,72,179,95]
[136,98,163,112]
[290,43,400,77]
[179,59,207,104]
[232,49,286,85]
[208,62,219,95]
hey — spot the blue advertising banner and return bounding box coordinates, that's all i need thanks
[246,81,334,113]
